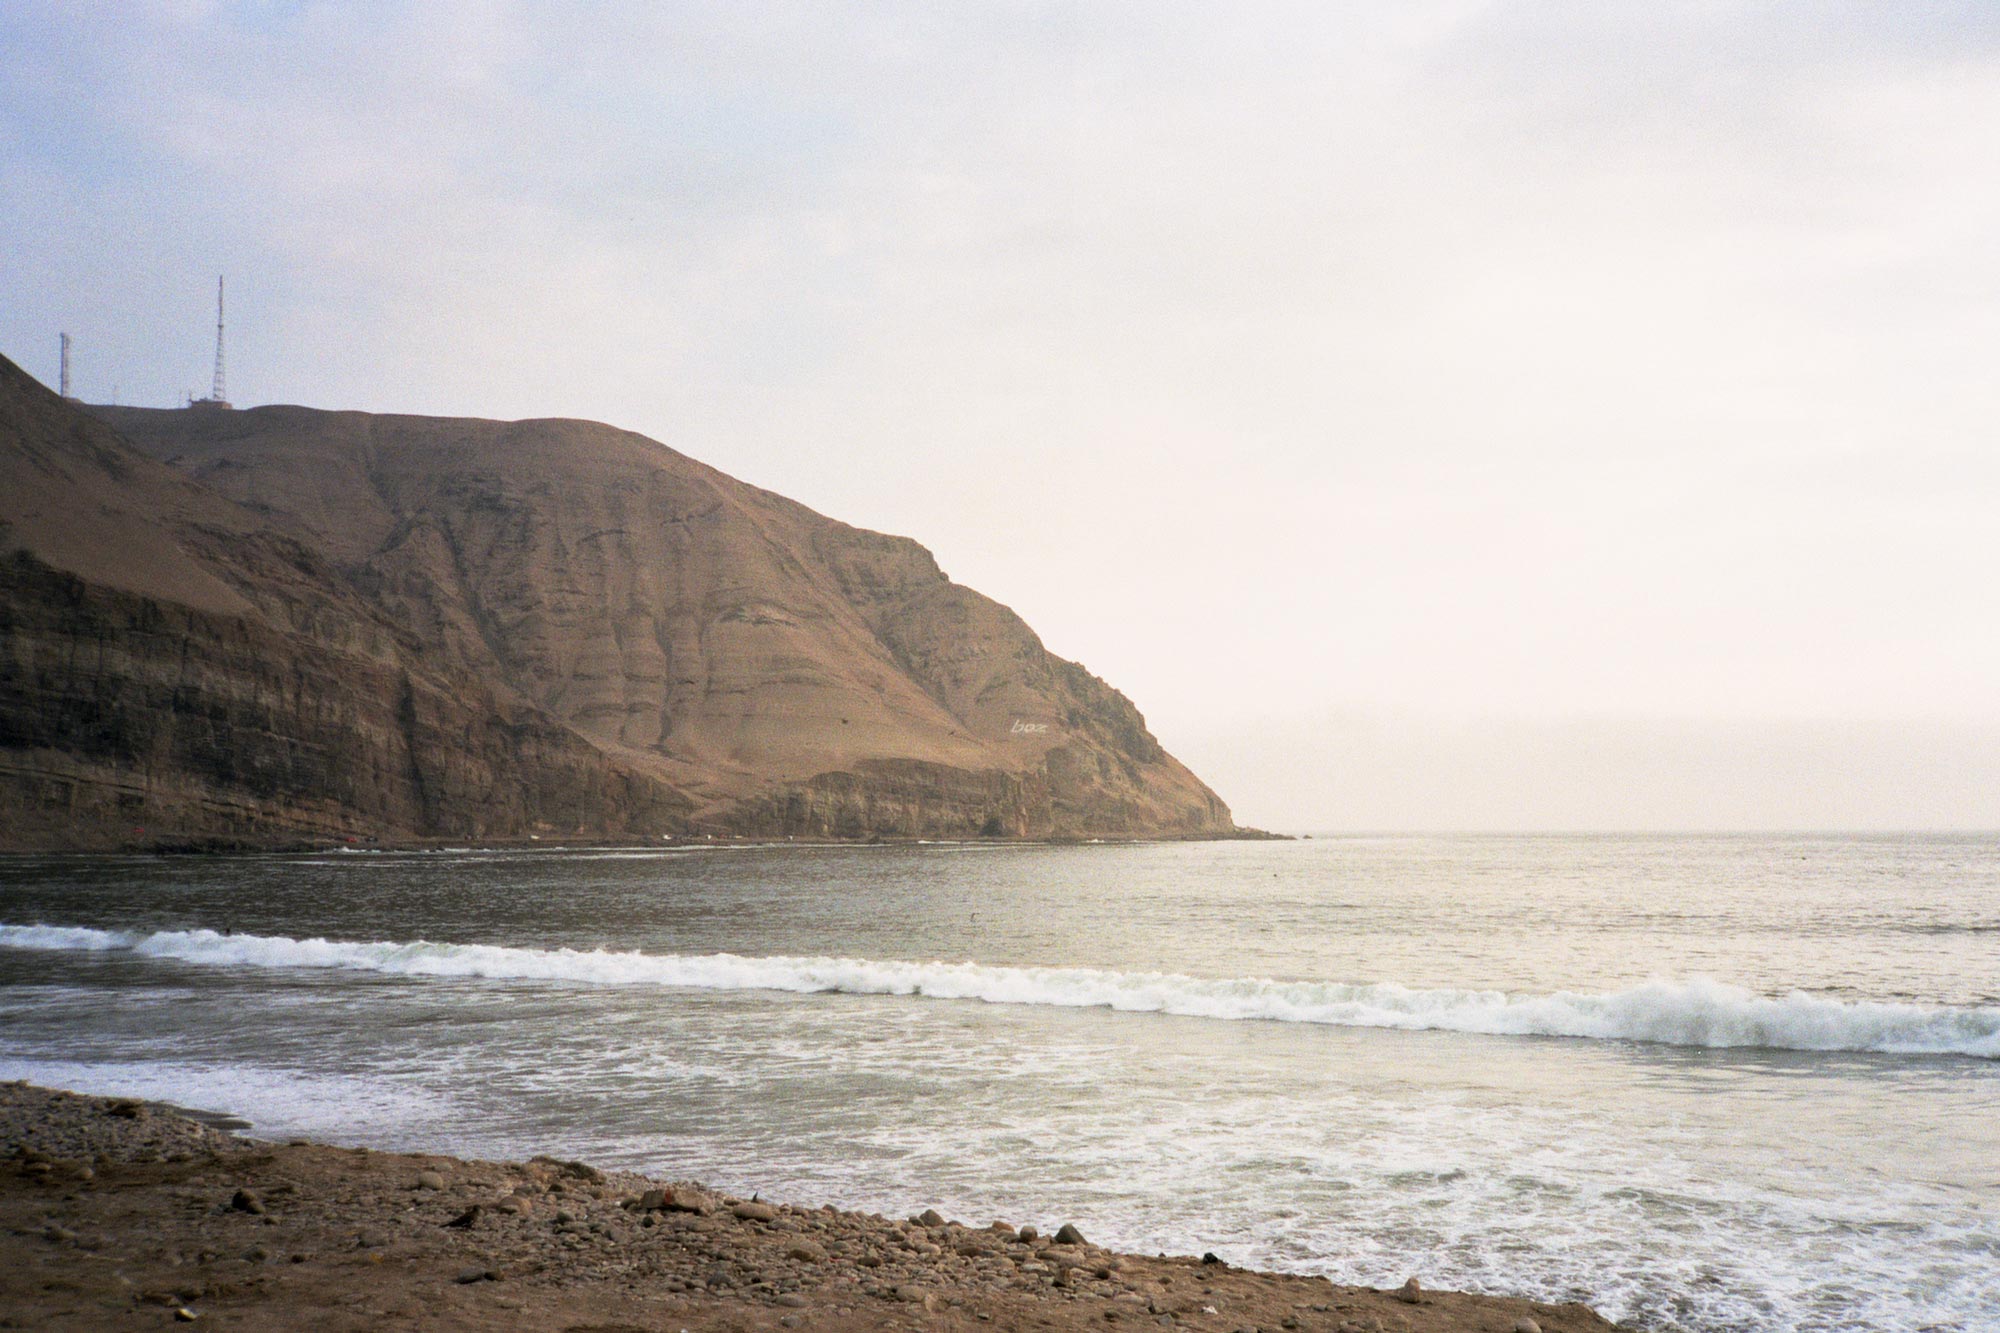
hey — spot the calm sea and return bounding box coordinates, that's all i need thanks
[1,836,1995,1331]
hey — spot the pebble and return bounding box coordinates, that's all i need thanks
[1396,1276,1423,1304]
[230,1188,265,1215]
[733,1202,778,1223]
[415,1171,446,1191]
[455,1266,495,1284]
[919,1208,947,1228]
[1054,1223,1086,1246]
[1514,1321,1543,1333]
[1017,1225,1039,1244]
[636,1187,672,1211]
[173,1308,197,1322]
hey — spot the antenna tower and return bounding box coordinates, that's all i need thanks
[209,276,227,403]
[190,276,233,409]
[59,332,74,399]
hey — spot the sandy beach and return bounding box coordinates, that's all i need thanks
[1,1082,1623,1332]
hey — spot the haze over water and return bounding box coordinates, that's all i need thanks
[3,837,1996,1331]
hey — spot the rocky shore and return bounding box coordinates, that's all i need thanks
[2,1083,1624,1332]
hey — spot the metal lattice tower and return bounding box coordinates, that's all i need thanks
[59,332,73,399]
[209,276,227,403]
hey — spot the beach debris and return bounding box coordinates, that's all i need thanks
[229,1188,265,1215]
[1513,1320,1543,1333]
[1054,1222,1086,1246]
[529,1153,603,1183]
[1396,1276,1423,1304]
[415,1170,445,1190]
[443,1205,482,1229]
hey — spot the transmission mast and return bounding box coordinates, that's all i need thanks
[209,276,228,403]
[191,276,233,409]
[59,332,76,400]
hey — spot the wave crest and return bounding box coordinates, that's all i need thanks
[4,923,1995,1058]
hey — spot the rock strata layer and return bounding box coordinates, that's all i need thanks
[0,353,1236,846]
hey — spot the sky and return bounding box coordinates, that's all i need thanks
[4,1,1997,829]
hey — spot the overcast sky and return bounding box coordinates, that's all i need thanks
[5,2,1997,829]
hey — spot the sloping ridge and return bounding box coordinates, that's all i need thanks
[0,352,1233,846]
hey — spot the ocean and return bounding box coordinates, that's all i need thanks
[1,835,1994,1331]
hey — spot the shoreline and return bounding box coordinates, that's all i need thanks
[2,1081,1624,1332]
[0,827,1293,858]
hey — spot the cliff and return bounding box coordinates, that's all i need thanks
[0,354,1234,846]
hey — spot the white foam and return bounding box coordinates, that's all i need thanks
[0,1056,450,1143]
[5,923,1996,1058]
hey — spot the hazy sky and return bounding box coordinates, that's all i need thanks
[5,2,1997,829]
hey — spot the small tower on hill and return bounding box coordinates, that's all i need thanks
[189,276,232,410]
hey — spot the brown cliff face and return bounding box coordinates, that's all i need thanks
[0,352,1233,846]
[0,359,693,849]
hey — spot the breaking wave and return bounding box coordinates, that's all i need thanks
[5,923,1996,1058]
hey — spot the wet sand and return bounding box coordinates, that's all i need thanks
[2,1082,1624,1332]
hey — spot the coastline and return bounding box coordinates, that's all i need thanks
[0,827,1292,857]
[3,1081,1622,1332]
